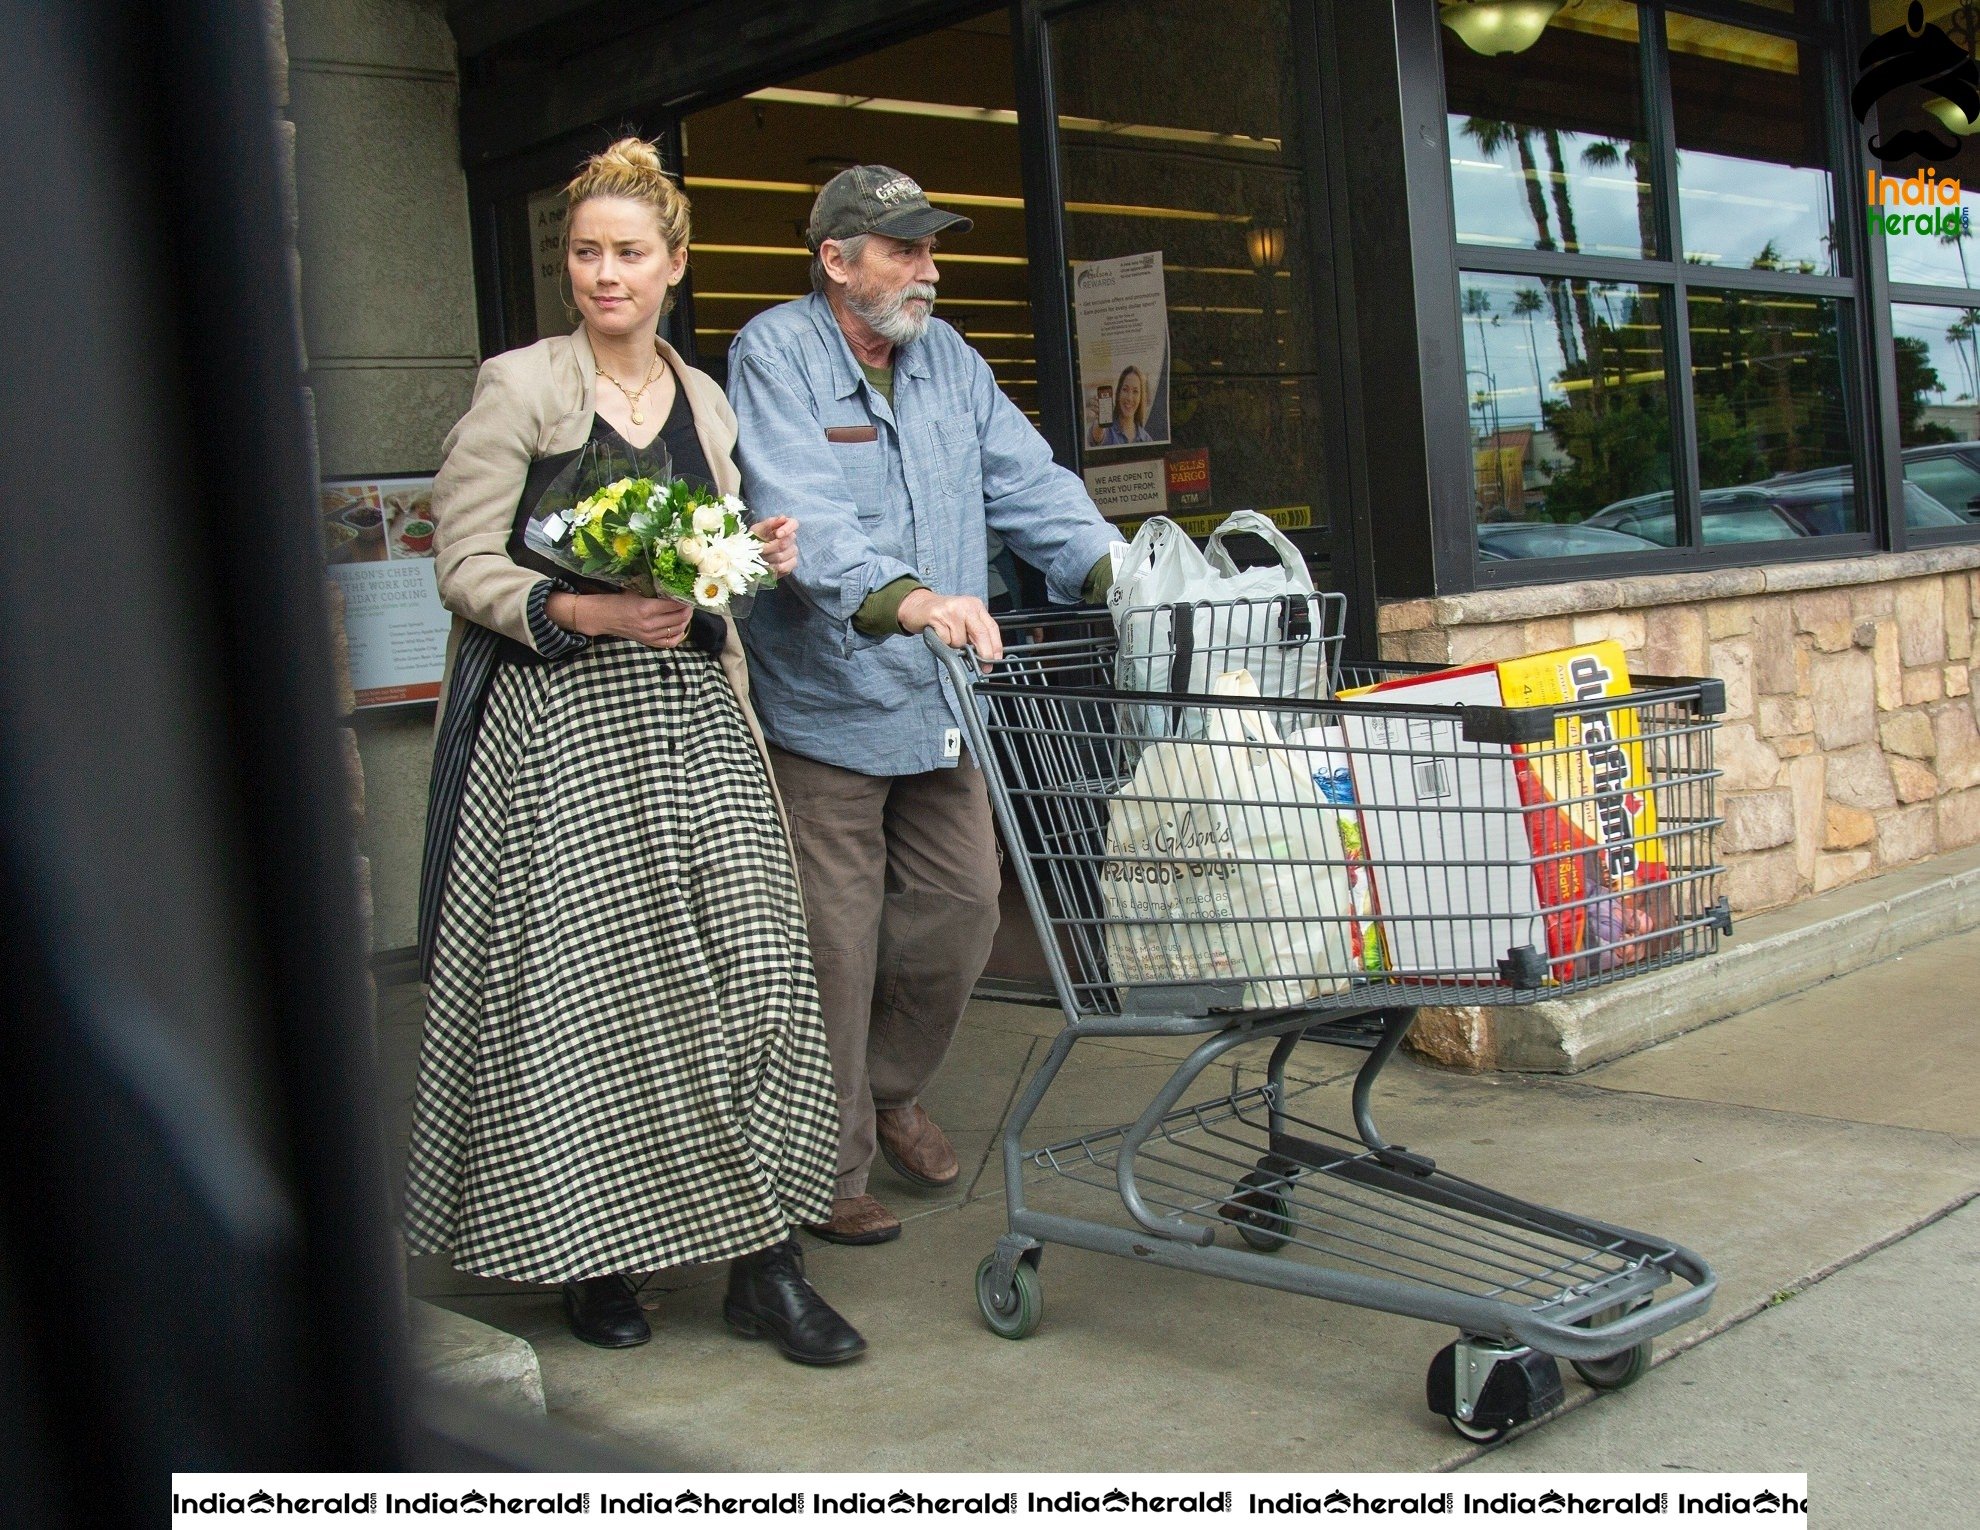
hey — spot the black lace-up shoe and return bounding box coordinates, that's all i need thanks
[723,1238,867,1365]
[563,1274,650,1348]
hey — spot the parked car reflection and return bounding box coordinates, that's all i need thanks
[1583,477,1965,546]
[1895,442,1980,522]
[1476,522,1663,560]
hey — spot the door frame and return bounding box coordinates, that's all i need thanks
[458,0,1379,647]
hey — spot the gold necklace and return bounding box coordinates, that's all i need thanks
[597,345,665,425]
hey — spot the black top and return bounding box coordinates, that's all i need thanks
[590,387,727,659]
[589,380,715,490]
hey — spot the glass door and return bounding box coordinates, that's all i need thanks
[1046,0,1340,588]
[677,15,1038,411]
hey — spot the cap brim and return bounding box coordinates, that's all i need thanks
[869,205,973,241]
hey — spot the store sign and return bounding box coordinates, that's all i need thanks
[1082,457,1167,522]
[1165,447,1212,510]
[1073,252,1173,452]
[320,474,452,708]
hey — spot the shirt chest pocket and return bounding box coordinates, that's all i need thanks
[829,437,892,521]
[924,415,982,501]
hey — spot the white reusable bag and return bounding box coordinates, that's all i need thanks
[1109,513,1331,741]
[1099,670,1355,1009]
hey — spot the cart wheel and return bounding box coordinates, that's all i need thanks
[1572,1341,1651,1391]
[1571,1300,1653,1391]
[1447,1413,1512,1445]
[975,1253,1043,1339]
[1224,1169,1293,1253]
[1426,1339,1563,1445]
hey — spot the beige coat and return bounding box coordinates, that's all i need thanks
[429,327,777,777]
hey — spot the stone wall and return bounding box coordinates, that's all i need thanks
[1378,546,1980,916]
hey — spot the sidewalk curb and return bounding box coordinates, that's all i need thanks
[1409,845,1980,1073]
[411,1298,546,1415]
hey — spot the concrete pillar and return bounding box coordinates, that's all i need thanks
[287,0,478,951]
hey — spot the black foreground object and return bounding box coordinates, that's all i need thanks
[723,1239,868,1365]
[562,1276,652,1349]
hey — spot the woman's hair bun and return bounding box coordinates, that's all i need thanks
[599,136,664,175]
[559,133,694,302]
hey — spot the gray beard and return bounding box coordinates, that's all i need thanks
[848,280,937,346]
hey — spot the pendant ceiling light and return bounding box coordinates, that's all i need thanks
[1924,95,1980,136]
[1925,0,1980,134]
[1439,0,1568,56]
[1245,224,1286,272]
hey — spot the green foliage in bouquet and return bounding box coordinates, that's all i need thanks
[569,477,771,610]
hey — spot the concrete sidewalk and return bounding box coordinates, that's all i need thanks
[385,922,1980,1481]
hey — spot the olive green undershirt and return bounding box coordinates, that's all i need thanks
[845,358,1113,637]
[858,359,895,407]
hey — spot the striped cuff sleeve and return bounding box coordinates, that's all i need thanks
[527,578,590,658]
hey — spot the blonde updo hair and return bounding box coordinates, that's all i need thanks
[563,136,692,284]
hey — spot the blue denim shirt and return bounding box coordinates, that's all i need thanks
[729,292,1121,776]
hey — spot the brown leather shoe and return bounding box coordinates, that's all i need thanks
[875,1103,961,1189]
[806,1193,902,1246]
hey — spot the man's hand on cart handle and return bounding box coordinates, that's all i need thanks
[899,588,1004,664]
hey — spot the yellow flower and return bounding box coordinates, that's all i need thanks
[610,530,639,561]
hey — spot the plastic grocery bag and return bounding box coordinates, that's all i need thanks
[1099,670,1355,1009]
[1109,512,1332,741]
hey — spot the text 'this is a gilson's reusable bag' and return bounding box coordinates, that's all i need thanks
[1099,670,1355,1009]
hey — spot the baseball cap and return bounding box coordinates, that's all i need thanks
[805,165,974,250]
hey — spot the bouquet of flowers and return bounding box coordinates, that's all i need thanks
[564,477,774,611]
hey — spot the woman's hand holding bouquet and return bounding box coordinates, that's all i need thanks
[572,479,783,609]
[533,469,797,651]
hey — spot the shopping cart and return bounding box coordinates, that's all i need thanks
[928,598,1727,1441]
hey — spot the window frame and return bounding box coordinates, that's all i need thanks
[1424,0,1975,592]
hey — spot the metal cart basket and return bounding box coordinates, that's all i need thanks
[928,598,1726,1440]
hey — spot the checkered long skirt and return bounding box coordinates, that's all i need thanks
[403,637,838,1284]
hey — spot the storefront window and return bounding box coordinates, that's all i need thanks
[1893,302,1980,443]
[1667,18,1835,275]
[1690,290,1858,540]
[1884,196,1980,288]
[1441,1,1893,570]
[1459,272,1672,540]
[1443,1,1653,259]
[1049,0,1333,582]
[1870,7,1980,539]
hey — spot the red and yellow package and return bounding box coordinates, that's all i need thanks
[1495,642,1668,979]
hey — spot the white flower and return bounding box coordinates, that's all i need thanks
[697,541,733,579]
[721,492,749,519]
[676,533,708,567]
[691,502,726,536]
[696,576,729,608]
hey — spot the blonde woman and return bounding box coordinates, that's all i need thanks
[404,138,863,1365]
[1093,364,1155,447]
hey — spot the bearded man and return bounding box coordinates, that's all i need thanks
[727,165,1120,1245]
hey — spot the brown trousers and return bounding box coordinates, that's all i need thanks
[768,744,1002,1198]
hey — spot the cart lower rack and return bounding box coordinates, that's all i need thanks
[931,605,1724,1441]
